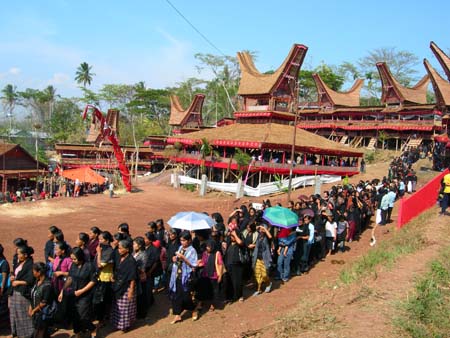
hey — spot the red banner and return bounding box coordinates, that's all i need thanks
[397,169,449,228]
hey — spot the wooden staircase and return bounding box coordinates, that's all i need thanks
[402,137,423,151]
[349,136,363,148]
[366,137,377,150]
[340,135,349,145]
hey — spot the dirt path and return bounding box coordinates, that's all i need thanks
[0,153,445,338]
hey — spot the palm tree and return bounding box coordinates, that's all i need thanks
[1,84,18,138]
[1,84,18,114]
[75,62,95,88]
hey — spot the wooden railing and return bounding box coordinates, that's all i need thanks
[171,153,357,173]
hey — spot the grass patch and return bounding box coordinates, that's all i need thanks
[183,183,196,192]
[394,247,450,338]
[339,212,429,285]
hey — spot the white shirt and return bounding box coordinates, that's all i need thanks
[325,221,337,238]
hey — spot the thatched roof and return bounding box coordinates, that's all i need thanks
[377,62,429,104]
[237,44,308,96]
[313,74,364,107]
[168,123,363,157]
[424,58,450,107]
[169,94,205,126]
[0,143,16,156]
[430,41,450,81]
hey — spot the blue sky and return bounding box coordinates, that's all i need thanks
[0,0,449,102]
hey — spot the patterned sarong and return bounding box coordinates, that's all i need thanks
[111,291,137,330]
[254,258,269,289]
[9,292,34,337]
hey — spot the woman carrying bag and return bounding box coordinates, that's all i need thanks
[29,262,55,338]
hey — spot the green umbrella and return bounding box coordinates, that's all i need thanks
[262,206,299,228]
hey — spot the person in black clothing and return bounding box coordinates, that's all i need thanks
[132,237,148,318]
[44,226,60,266]
[165,229,180,289]
[117,223,131,238]
[144,232,161,306]
[155,219,166,247]
[9,245,35,338]
[58,247,96,337]
[111,239,138,332]
[93,231,114,327]
[0,244,10,326]
[11,237,28,268]
[224,229,245,302]
[29,262,54,338]
[112,232,127,267]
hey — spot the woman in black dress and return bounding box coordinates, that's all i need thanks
[58,247,96,337]
[29,262,54,338]
[9,245,35,338]
[0,244,10,327]
[111,239,137,332]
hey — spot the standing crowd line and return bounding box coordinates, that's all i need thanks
[0,152,429,338]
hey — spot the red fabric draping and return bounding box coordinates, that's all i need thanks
[397,169,449,228]
[434,134,449,143]
[297,124,435,131]
[60,167,106,184]
[213,140,261,148]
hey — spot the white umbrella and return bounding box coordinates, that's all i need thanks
[167,211,215,231]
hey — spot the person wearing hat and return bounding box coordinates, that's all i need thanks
[324,210,337,256]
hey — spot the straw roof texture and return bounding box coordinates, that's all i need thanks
[424,59,450,107]
[169,123,363,156]
[313,74,364,107]
[377,62,429,104]
[430,41,450,81]
[237,44,308,96]
[169,94,205,126]
[0,143,16,156]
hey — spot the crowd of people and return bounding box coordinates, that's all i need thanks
[0,149,432,338]
[1,179,109,204]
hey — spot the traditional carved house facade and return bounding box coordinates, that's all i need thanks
[0,142,47,198]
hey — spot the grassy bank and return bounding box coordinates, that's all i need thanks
[394,246,450,338]
[339,212,429,285]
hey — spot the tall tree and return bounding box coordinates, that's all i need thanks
[42,85,58,121]
[1,84,18,137]
[298,64,345,102]
[75,62,95,88]
[48,98,84,145]
[194,53,240,119]
[127,84,170,135]
[348,47,420,102]
[18,88,48,124]
[1,84,19,115]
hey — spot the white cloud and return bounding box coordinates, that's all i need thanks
[47,72,70,85]
[8,67,21,75]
